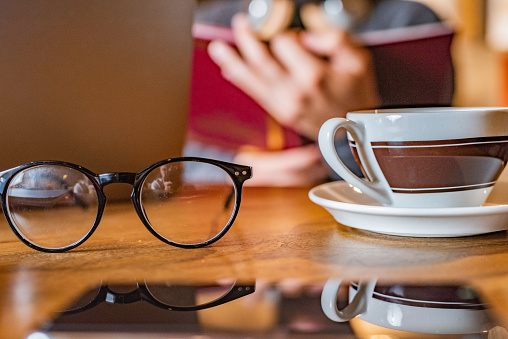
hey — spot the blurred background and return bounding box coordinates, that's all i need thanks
[418,0,508,107]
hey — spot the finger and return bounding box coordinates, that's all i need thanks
[207,40,272,104]
[208,40,260,87]
[270,32,326,87]
[231,13,284,78]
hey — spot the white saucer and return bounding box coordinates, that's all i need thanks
[308,181,508,237]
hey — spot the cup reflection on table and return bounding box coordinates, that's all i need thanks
[321,278,507,338]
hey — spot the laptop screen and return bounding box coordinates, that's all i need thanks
[0,0,195,176]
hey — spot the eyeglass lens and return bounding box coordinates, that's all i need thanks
[145,282,236,308]
[140,161,236,246]
[6,165,99,250]
[4,160,237,250]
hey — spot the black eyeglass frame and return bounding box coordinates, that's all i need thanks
[0,157,252,253]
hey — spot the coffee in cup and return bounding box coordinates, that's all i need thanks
[318,107,508,208]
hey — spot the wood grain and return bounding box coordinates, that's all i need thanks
[1,187,508,338]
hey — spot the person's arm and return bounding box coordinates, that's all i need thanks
[233,144,329,187]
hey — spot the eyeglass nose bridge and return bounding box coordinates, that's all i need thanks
[104,286,142,304]
[98,172,136,187]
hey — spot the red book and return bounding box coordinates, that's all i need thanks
[187,23,307,151]
[186,22,454,151]
[358,22,454,108]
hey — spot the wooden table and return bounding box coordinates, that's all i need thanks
[2,186,508,338]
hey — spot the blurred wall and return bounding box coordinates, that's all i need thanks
[415,0,505,107]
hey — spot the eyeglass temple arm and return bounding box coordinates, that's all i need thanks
[223,188,235,210]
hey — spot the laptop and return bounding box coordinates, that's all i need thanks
[0,0,195,178]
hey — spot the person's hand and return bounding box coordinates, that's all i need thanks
[207,13,380,140]
[233,144,329,187]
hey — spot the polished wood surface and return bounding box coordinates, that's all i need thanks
[2,186,508,338]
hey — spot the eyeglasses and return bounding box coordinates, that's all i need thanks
[0,157,252,252]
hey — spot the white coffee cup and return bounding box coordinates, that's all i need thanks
[318,107,508,208]
[321,279,493,335]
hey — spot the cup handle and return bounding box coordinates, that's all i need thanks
[318,117,392,205]
[321,278,376,322]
